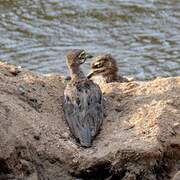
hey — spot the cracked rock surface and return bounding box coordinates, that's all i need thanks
[0,62,179,180]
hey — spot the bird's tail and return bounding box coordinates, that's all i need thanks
[79,128,92,147]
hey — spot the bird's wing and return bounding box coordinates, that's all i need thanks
[63,80,104,147]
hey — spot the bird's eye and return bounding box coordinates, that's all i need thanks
[78,51,86,59]
[93,61,103,68]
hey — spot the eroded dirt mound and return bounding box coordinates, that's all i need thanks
[0,61,179,180]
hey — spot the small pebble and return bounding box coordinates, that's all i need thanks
[62,132,69,138]
[173,122,179,127]
[18,86,26,95]
[34,135,40,140]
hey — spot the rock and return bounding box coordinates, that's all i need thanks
[0,61,179,179]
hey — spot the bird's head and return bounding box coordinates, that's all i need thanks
[87,54,118,79]
[66,49,93,68]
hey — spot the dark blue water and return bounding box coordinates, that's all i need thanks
[0,0,179,79]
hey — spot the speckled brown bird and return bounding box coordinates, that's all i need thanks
[63,50,104,147]
[87,54,130,83]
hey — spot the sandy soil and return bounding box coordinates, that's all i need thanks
[0,61,179,180]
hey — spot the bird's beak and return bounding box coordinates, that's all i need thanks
[87,69,102,79]
[85,53,93,59]
[87,70,94,79]
[79,53,93,64]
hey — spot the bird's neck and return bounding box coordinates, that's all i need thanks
[69,66,85,80]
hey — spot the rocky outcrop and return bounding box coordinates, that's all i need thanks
[0,61,179,180]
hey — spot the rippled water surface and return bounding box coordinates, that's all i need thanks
[0,0,180,79]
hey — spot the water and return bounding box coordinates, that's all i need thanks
[0,0,179,80]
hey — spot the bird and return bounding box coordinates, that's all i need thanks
[87,54,131,83]
[63,49,104,147]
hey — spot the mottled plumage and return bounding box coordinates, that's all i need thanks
[63,50,104,147]
[87,54,130,83]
